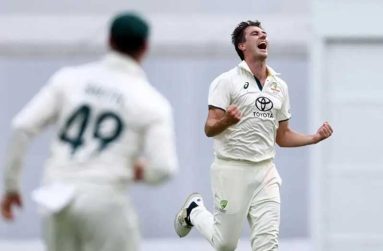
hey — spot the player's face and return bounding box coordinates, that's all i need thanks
[240,26,268,60]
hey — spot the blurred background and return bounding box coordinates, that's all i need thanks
[0,0,382,251]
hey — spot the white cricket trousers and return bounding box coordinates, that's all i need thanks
[42,182,140,251]
[190,158,281,251]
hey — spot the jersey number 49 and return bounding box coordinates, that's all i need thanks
[58,104,124,155]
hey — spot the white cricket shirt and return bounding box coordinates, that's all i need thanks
[4,51,178,192]
[208,61,291,163]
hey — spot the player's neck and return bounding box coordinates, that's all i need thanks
[245,58,268,83]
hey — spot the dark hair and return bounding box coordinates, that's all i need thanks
[109,12,149,55]
[231,20,263,60]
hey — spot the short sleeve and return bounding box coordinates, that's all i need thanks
[208,76,232,111]
[276,84,292,122]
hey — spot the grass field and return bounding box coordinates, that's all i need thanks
[0,238,310,251]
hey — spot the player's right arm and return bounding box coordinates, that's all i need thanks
[205,74,239,137]
[1,192,22,221]
[204,105,241,137]
[1,70,62,220]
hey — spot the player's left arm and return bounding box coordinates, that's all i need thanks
[139,102,178,185]
[276,120,333,147]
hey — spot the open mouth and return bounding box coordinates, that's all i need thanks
[257,42,267,50]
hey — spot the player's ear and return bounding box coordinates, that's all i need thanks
[238,42,246,52]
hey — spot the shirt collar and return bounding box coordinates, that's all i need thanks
[238,60,280,77]
[102,51,146,78]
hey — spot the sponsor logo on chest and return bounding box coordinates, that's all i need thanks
[253,96,274,118]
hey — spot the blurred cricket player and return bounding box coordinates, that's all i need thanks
[1,12,178,251]
[175,20,333,251]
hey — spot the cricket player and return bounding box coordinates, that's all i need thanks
[175,20,333,251]
[1,12,178,251]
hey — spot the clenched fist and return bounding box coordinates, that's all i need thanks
[223,105,241,126]
[313,122,333,143]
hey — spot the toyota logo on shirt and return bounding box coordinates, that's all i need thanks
[255,97,273,111]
